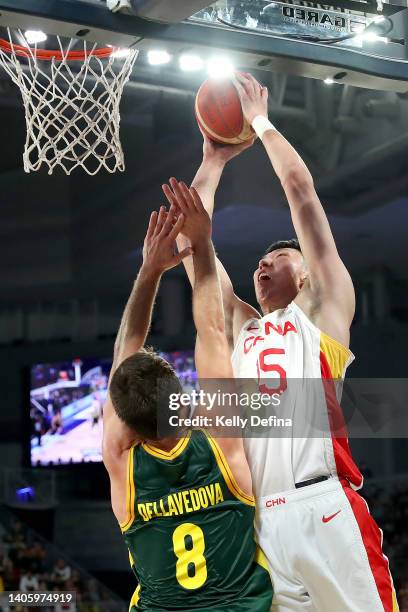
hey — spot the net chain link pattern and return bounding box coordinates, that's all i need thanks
[0,29,139,175]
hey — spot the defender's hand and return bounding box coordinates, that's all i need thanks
[162,179,211,246]
[142,204,192,274]
[235,73,268,125]
[199,125,255,166]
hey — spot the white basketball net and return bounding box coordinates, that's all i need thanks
[0,29,139,175]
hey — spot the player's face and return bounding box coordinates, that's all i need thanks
[253,248,306,305]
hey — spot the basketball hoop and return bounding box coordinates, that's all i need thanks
[0,29,139,175]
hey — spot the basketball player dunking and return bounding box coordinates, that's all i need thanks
[163,73,398,611]
[102,202,273,610]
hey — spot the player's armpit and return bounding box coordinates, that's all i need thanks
[313,256,355,321]
[297,273,354,349]
[102,434,132,526]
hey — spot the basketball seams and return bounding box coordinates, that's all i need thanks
[208,82,244,141]
[195,79,253,145]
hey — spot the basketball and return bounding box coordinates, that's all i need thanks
[195,76,254,145]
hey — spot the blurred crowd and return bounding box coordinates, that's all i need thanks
[363,482,408,610]
[0,519,124,611]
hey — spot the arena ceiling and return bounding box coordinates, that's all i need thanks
[0,50,407,307]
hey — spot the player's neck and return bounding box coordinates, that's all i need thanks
[258,283,300,316]
[260,297,292,315]
[260,287,299,315]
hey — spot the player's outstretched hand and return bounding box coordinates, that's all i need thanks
[235,72,268,125]
[162,178,211,246]
[142,204,192,274]
[199,124,255,166]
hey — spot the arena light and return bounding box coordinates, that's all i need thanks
[354,15,390,44]
[355,32,389,44]
[206,56,234,79]
[148,50,172,66]
[24,30,47,45]
[179,53,204,72]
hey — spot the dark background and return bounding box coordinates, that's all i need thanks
[0,48,407,603]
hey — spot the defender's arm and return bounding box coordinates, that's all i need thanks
[163,155,259,349]
[103,208,190,469]
[177,183,252,496]
[102,264,162,466]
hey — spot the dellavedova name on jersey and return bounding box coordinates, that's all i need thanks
[137,482,225,522]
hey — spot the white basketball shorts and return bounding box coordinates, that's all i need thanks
[256,478,399,612]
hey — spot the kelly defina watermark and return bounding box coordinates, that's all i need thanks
[168,412,291,430]
[160,386,293,437]
[157,377,408,439]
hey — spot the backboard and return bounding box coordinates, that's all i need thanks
[0,0,406,92]
[0,0,407,176]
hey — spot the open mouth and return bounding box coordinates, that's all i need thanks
[258,272,271,282]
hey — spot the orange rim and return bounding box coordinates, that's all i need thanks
[0,38,115,61]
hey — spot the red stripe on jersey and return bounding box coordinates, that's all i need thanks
[341,481,396,611]
[320,350,363,490]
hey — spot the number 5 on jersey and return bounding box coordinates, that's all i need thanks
[257,348,287,395]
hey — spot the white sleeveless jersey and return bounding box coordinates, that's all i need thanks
[231,301,363,498]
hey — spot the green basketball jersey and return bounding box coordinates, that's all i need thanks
[120,430,273,611]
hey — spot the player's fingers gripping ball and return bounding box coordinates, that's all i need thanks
[195,74,255,144]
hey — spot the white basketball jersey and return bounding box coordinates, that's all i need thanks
[231,301,363,497]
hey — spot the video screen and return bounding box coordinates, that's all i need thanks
[30,351,196,467]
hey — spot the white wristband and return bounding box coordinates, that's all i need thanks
[251,115,276,140]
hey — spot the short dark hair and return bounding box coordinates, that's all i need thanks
[110,349,182,441]
[264,238,302,256]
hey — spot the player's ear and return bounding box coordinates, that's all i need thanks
[299,271,309,290]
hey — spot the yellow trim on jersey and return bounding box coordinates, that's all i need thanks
[205,432,255,506]
[128,585,140,611]
[392,581,400,611]
[127,550,140,610]
[254,545,269,571]
[142,432,191,461]
[120,444,136,532]
[320,332,351,379]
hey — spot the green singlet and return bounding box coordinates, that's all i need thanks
[120,429,273,611]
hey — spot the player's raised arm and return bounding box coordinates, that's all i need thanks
[103,207,191,464]
[173,180,253,496]
[236,72,355,347]
[168,181,232,379]
[162,148,260,350]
